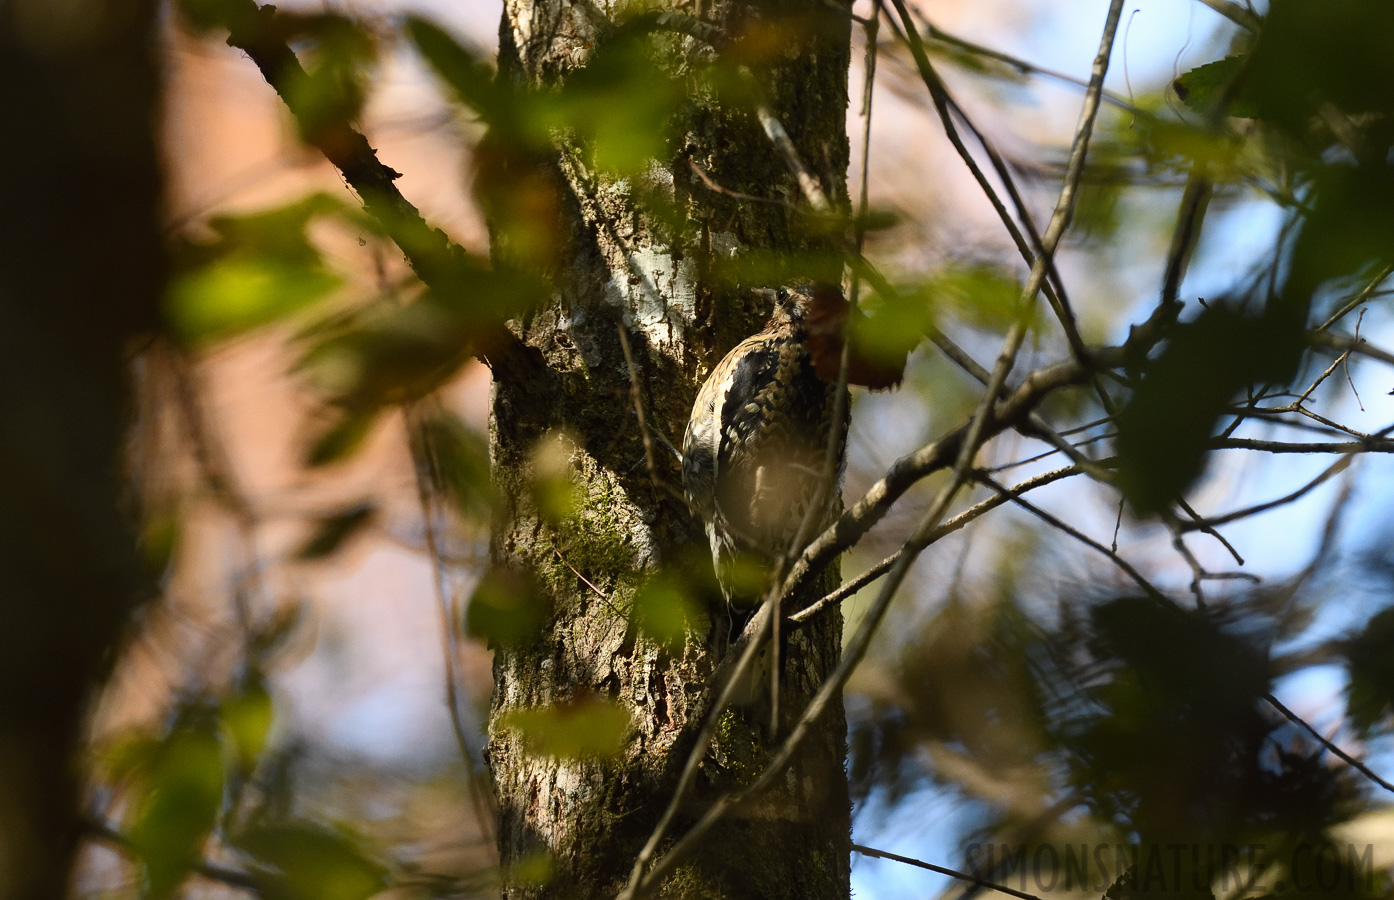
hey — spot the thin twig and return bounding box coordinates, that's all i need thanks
[853,844,1046,900]
[1175,496,1244,566]
[789,465,1082,625]
[883,2,1086,361]
[1344,309,1367,411]
[688,159,801,212]
[169,351,259,634]
[1160,171,1212,309]
[405,407,499,858]
[86,818,262,893]
[978,474,1172,605]
[1317,264,1393,332]
[1180,455,1353,531]
[1214,437,1394,453]
[616,324,661,491]
[910,13,1139,114]
[1264,693,1394,796]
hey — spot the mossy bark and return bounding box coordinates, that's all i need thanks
[486,1,854,897]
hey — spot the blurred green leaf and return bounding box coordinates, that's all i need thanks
[298,275,542,413]
[234,822,386,900]
[220,679,275,769]
[1289,164,1394,309]
[128,724,225,899]
[500,698,631,759]
[296,502,376,560]
[175,0,244,32]
[529,431,581,523]
[852,288,934,369]
[304,407,378,467]
[415,412,494,520]
[1345,607,1394,735]
[168,259,341,343]
[1115,303,1304,515]
[466,567,551,648]
[168,195,349,343]
[281,15,376,143]
[925,262,1023,331]
[506,850,555,886]
[406,17,501,121]
[633,574,702,652]
[139,506,181,576]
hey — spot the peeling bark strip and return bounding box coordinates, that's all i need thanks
[487,1,854,897]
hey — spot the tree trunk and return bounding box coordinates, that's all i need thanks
[0,2,164,897]
[485,1,854,897]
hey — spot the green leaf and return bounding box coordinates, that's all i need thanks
[1172,56,1255,118]
[529,431,582,523]
[139,506,181,575]
[167,259,341,342]
[1245,0,1394,136]
[500,698,632,759]
[304,408,378,467]
[220,679,275,768]
[466,567,550,648]
[924,262,1023,331]
[234,822,386,900]
[1345,607,1394,735]
[633,574,702,652]
[506,850,555,886]
[545,30,684,174]
[296,502,376,560]
[415,412,494,520]
[128,725,226,899]
[852,288,934,369]
[406,17,500,120]
[175,0,245,32]
[168,195,349,343]
[281,15,377,143]
[1114,304,1304,515]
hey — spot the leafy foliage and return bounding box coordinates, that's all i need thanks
[167,195,351,343]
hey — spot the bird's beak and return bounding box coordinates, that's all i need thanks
[751,288,779,303]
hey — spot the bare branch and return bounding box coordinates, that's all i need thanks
[853,844,1047,900]
[883,0,1088,361]
[616,325,661,491]
[979,475,1172,606]
[789,465,1083,625]
[207,0,547,385]
[1318,264,1393,332]
[1214,437,1394,453]
[1182,455,1353,531]
[1264,693,1394,797]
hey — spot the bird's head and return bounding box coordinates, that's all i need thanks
[753,278,839,331]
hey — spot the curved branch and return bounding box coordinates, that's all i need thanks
[205,0,549,388]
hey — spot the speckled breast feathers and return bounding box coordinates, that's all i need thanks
[682,282,849,604]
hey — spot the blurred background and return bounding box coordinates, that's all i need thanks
[70,0,1394,897]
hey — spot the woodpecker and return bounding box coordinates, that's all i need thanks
[683,279,851,607]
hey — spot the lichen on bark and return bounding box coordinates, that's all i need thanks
[485,1,854,896]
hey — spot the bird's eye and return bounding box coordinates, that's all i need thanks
[776,288,788,303]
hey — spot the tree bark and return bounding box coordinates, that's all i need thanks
[0,1,164,897]
[485,1,854,897]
